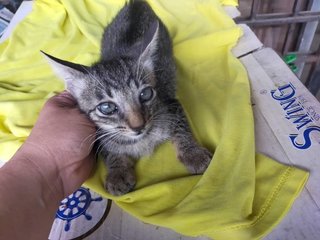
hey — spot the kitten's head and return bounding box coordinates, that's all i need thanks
[42,20,173,145]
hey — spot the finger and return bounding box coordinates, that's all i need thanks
[50,91,77,108]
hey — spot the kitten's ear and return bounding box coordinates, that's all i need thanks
[136,21,159,71]
[41,51,88,97]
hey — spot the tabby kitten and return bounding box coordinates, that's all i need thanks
[43,1,212,196]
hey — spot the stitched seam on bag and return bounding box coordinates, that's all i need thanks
[207,166,294,233]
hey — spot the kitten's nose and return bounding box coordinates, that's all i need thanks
[127,111,145,135]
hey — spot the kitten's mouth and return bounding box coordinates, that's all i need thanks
[122,124,152,143]
[120,133,144,144]
[133,129,144,136]
[130,128,146,138]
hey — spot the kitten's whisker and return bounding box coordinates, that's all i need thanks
[97,129,123,144]
[95,134,117,157]
[150,115,186,132]
[148,113,177,124]
[147,131,170,141]
[80,132,97,150]
[96,131,122,156]
[94,130,120,145]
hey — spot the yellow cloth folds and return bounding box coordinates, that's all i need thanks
[0,0,308,239]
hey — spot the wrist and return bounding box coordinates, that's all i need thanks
[0,148,64,239]
[9,143,65,202]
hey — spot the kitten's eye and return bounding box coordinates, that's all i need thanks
[97,102,118,115]
[139,87,154,103]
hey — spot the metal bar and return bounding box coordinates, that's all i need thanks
[296,0,320,78]
[305,20,320,94]
[282,25,293,55]
[235,14,320,26]
[297,10,320,16]
[297,54,320,63]
[249,11,320,19]
[305,55,320,63]
[293,0,301,15]
[286,52,320,64]
[250,0,260,20]
[307,64,320,95]
[236,11,320,22]
[288,51,318,55]
[282,0,301,54]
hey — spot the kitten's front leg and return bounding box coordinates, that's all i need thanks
[170,102,213,174]
[103,153,136,196]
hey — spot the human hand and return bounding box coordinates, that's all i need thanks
[17,91,96,197]
[0,91,97,239]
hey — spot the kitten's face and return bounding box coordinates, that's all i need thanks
[81,59,162,143]
[42,18,174,149]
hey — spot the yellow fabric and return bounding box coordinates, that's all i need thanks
[0,0,308,239]
[219,0,238,6]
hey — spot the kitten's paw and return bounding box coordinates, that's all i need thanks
[179,146,213,174]
[105,169,136,196]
